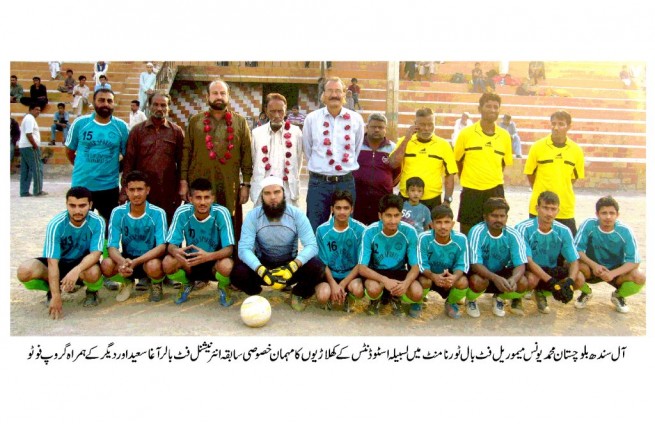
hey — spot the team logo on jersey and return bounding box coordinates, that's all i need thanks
[394,241,404,251]
[485,141,492,148]
[345,238,354,248]
[555,153,563,160]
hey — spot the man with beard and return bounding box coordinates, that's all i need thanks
[352,113,398,225]
[122,92,185,224]
[250,93,303,207]
[163,178,235,306]
[16,187,105,318]
[232,176,324,311]
[302,76,365,231]
[181,79,253,240]
[389,107,457,212]
[454,93,513,236]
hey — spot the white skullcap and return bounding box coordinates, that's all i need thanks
[260,175,284,191]
[147,62,154,67]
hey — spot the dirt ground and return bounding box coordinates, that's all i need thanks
[7,169,647,337]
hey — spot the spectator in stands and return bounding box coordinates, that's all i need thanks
[348,78,361,110]
[451,112,473,145]
[94,75,112,92]
[48,61,62,80]
[287,105,306,130]
[20,77,48,110]
[71,75,90,116]
[93,61,109,86]
[516,81,536,96]
[620,65,634,88]
[471,62,484,93]
[49,103,70,145]
[404,62,417,81]
[128,100,147,130]
[139,62,157,111]
[499,114,522,158]
[345,89,355,110]
[528,61,546,85]
[352,113,399,225]
[10,75,24,103]
[57,69,75,93]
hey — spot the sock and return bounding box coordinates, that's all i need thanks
[465,288,484,301]
[23,279,49,291]
[215,271,231,289]
[167,269,189,285]
[617,281,643,298]
[401,293,419,304]
[364,289,382,301]
[447,287,467,304]
[580,283,592,295]
[498,291,524,300]
[102,239,109,259]
[84,276,103,292]
[110,274,130,285]
[150,276,165,284]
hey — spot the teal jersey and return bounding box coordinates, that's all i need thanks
[574,218,640,269]
[316,216,367,280]
[468,222,527,272]
[107,201,168,258]
[42,211,105,261]
[166,203,235,252]
[515,218,578,268]
[417,229,469,274]
[402,201,432,233]
[65,113,129,191]
[359,221,418,270]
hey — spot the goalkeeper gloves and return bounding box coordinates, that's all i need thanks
[257,266,277,286]
[271,261,299,282]
[549,277,574,304]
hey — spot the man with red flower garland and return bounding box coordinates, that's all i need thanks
[302,76,365,231]
[181,79,253,239]
[251,93,303,207]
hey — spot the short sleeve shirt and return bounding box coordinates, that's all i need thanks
[417,229,469,274]
[316,216,367,280]
[166,204,235,251]
[107,201,168,258]
[42,211,105,261]
[515,217,579,268]
[574,218,639,269]
[358,221,418,270]
[468,222,527,272]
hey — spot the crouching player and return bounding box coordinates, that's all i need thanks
[574,196,645,313]
[163,178,235,306]
[101,171,167,302]
[358,194,422,317]
[466,197,528,318]
[417,205,469,319]
[515,191,585,314]
[17,187,105,318]
[315,190,367,311]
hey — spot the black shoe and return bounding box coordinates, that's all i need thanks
[103,278,120,291]
[83,290,99,307]
[135,278,149,291]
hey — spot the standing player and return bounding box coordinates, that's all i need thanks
[163,178,235,306]
[466,197,528,318]
[524,111,585,235]
[515,191,585,314]
[574,196,645,313]
[101,171,168,302]
[16,187,105,319]
[315,190,366,312]
[417,205,469,319]
[358,194,421,317]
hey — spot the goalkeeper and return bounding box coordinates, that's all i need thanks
[233,176,325,311]
[515,191,585,314]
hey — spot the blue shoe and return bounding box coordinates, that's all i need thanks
[175,284,193,304]
[408,303,422,318]
[218,286,234,307]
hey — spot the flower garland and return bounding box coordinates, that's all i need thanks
[203,111,235,164]
[261,121,294,181]
[323,112,352,172]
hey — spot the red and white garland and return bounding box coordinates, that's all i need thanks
[203,111,235,164]
[261,121,293,181]
[322,113,352,172]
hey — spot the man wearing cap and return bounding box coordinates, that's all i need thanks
[232,176,324,311]
[138,63,157,112]
[302,76,365,231]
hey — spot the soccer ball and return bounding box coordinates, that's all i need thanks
[240,295,272,328]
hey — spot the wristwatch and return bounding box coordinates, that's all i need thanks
[444,195,453,203]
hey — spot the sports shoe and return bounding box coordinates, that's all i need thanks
[149,282,163,302]
[343,296,353,313]
[290,294,307,312]
[103,277,120,291]
[408,303,422,318]
[466,300,480,318]
[217,286,234,307]
[116,281,133,302]
[523,291,533,300]
[390,297,404,316]
[611,291,629,313]
[45,291,52,307]
[322,301,332,311]
[194,280,209,290]
[367,298,381,315]
[574,291,593,309]
[135,278,148,291]
[535,291,551,314]
[510,298,524,316]
[34,191,49,196]
[175,283,194,305]
[492,295,506,317]
[83,290,99,307]
[169,280,182,289]
[445,301,461,319]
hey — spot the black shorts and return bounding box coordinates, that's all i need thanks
[188,261,218,282]
[587,276,619,286]
[457,185,504,227]
[370,268,408,282]
[37,257,85,284]
[468,266,514,294]
[90,187,120,230]
[534,266,569,291]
